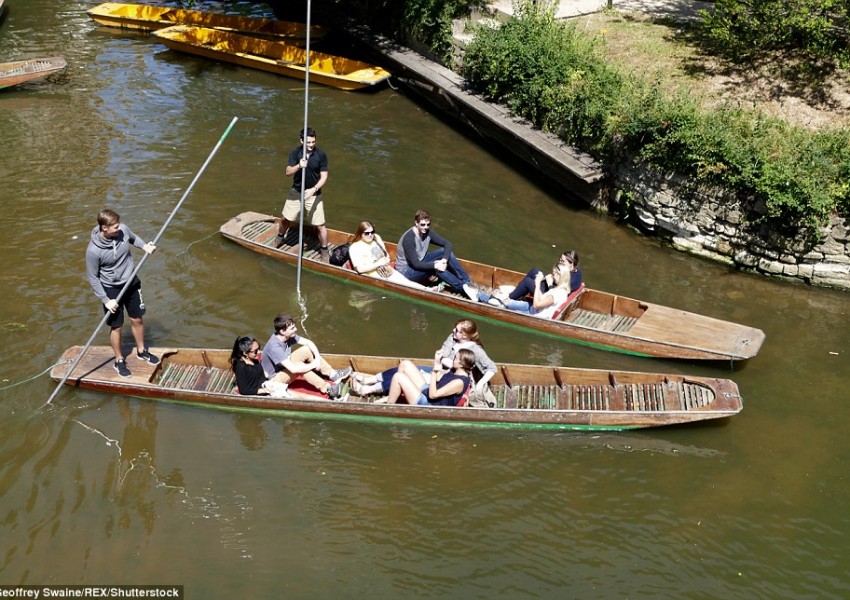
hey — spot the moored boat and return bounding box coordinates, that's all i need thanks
[87,2,328,43]
[0,56,67,89]
[152,25,391,91]
[51,345,744,430]
[220,212,765,361]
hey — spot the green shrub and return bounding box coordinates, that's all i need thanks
[463,6,850,235]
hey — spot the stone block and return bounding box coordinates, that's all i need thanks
[758,258,785,274]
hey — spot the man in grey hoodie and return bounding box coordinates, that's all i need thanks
[86,208,159,377]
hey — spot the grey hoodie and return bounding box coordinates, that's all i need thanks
[86,224,146,304]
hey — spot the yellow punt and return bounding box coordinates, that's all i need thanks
[87,2,329,43]
[152,25,391,91]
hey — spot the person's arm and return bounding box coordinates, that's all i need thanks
[305,170,328,198]
[85,249,110,305]
[125,225,155,254]
[427,366,464,400]
[282,337,321,374]
[426,229,453,260]
[285,148,301,177]
[473,346,497,389]
[531,273,556,310]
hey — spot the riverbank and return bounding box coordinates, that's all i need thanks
[352,0,850,290]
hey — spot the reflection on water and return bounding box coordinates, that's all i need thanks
[2,0,850,597]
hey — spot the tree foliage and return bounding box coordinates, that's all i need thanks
[699,0,850,64]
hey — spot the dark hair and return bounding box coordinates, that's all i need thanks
[414,209,431,223]
[455,348,476,371]
[300,127,317,139]
[97,208,120,228]
[353,220,376,243]
[230,336,257,368]
[561,250,579,270]
[274,313,295,333]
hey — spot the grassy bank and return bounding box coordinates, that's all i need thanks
[460,4,850,239]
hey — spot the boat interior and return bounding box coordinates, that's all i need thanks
[239,217,648,332]
[149,350,718,412]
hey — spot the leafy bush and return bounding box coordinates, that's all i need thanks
[699,0,850,65]
[462,4,850,234]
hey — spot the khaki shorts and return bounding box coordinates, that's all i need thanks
[282,187,325,225]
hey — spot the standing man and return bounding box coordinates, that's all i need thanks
[260,313,351,400]
[86,208,159,377]
[395,209,478,301]
[275,127,331,262]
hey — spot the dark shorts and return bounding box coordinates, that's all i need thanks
[102,277,146,328]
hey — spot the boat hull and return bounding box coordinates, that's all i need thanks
[87,2,328,43]
[152,25,390,91]
[219,212,766,361]
[0,57,67,89]
[51,346,744,430]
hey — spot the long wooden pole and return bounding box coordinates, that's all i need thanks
[295,0,313,296]
[46,117,239,405]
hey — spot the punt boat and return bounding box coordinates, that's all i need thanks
[152,25,390,91]
[220,212,765,361]
[0,56,67,89]
[51,346,744,430]
[86,2,328,43]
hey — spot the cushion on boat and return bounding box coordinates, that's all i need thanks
[551,283,585,320]
[455,383,472,407]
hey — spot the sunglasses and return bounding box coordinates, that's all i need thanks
[363,230,375,236]
[417,221,431,227]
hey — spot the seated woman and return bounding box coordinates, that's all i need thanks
[480,251,581,313]
[230,336,267,395]
[348,220,428,290]
[503,250,582,302]
[350,318,496,397]
[385,348,474,406]
[481,261,574,319]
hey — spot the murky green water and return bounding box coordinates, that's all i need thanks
[1,1,849,597]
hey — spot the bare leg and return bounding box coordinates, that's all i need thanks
[387,371,427,404]
[278,217,292,236]
[317,224,329,248]
[289,346,330,393]
[109,326,123,361]
[129,316,146,354]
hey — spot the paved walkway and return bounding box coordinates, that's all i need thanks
[487,0,713,22]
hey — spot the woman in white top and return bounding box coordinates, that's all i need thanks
[348,220,428,290]
[500,262,573,319]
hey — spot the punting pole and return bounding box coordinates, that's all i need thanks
[45,117,239,406]
[295,0,313,298]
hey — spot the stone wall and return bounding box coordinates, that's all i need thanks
[611,162,850,290]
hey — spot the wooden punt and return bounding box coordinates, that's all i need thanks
[220,212,766,361]
[151,25,390,91]
[0,56,67,90]
[50,346,744,430]
[86,2,328,43]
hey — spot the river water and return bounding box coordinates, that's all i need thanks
[2,1,849,597]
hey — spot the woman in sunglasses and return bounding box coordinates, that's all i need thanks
[230,336,267,395]
[350,318,497,398]
[348,220,428,290]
